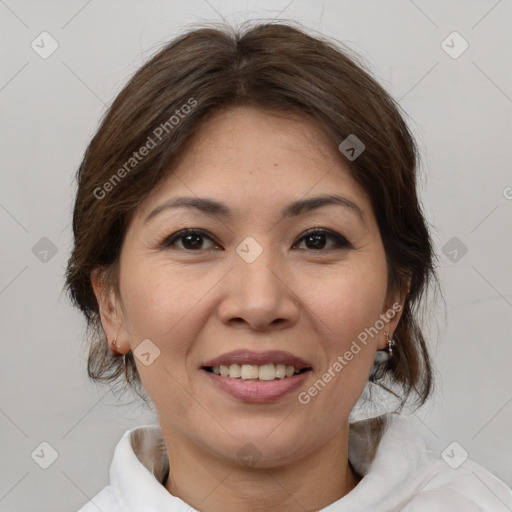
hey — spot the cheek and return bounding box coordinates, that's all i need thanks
[294,268,386,427]
[120,259,198,339]
[118,261,207,416]
[302,260,388,349]
[118,259,223,380]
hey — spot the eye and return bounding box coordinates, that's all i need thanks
[293,228,351,251]
[159,227,351,252]
[159,229,221,251]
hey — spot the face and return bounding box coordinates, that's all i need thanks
[94,106,405,467]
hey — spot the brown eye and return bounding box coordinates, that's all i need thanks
[294,229,351,251]
[159,228,351,252]
[160,229,220,251]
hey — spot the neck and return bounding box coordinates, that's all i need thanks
[162,423,361,512]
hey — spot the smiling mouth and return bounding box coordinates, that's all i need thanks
[202,364,312,381]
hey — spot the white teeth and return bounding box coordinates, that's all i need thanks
[212,363,303,380]
[275,364,287,378]
[240,364,259,380]
[258,364,276,381]
[228,364,241,378]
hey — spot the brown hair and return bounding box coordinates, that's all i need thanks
[65,20,438,409]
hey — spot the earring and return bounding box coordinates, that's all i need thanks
[111,337,118,352]
[384,332,395,358]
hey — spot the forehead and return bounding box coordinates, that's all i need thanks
[136,106,374,224]
[176,106,340,173]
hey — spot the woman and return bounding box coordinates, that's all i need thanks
[65,20,512,511]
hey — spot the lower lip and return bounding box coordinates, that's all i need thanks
[201,368,311,403]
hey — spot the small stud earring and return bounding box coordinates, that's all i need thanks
[384,332,395,358]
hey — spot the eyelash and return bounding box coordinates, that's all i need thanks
[158,228,351,252]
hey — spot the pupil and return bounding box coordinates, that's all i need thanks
[307,234,325,249]
[183,234,202,249]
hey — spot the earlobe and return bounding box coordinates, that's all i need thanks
[378,279,410,350]
[110,335,130,355]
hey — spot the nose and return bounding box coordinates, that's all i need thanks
[217,244,300,332]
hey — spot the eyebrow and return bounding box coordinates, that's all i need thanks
[144,194,367,226]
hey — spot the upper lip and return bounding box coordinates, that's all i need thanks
[201,349,312,370]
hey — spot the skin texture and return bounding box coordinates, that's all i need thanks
[92,106,408,512]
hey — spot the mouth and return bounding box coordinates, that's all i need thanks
[199,349,313,402]
[200,349,313,381]
[202,363,311,381]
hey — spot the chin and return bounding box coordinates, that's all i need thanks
[214,429,309,468]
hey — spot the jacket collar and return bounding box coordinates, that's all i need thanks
[109,412,425,511]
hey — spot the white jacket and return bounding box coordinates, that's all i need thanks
[78,413,512,511]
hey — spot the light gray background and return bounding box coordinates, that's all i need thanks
[1,1,511,511]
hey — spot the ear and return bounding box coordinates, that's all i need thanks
[377,276,411,350]
[90,267,131,355]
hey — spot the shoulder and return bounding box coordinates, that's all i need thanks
[398,434,512,511]
[400,488,487,511]
[350,413,512,511]
[77,485,122,512]
[400,472,512,512]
